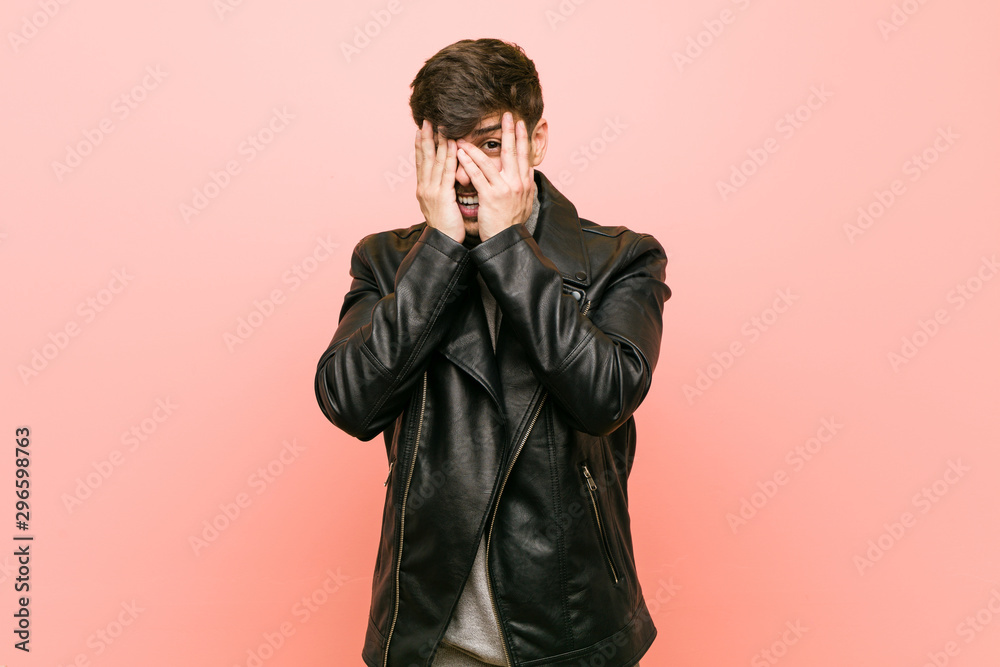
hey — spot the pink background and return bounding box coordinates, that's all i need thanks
[2,0,999,664]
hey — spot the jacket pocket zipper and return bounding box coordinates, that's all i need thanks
[582,463,619,584]
[383,458,395,487]
[383,371,428,667]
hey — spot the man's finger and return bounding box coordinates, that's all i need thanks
[500,111,516,178]
[430,127,448,185]
[516,119,531,184]
[457,140,499,185]
[443,138,457,191]
[415,125,424,174]
[457,147,488,190]
[418,119,435,182]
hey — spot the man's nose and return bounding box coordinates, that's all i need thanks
[455,162,471,187]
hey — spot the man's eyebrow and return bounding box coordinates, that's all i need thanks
[470,123,502,138]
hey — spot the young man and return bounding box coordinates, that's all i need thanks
[314,38,669,667]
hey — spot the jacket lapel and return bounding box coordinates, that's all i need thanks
[438,287,505,415]
[532,170,592,288]
[436,169,592,440]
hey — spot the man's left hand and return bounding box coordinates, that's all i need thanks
[456,111,536,242]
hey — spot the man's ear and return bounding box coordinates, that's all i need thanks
[529,117,548,167]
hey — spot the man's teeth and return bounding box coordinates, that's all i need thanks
[458,194,478,206]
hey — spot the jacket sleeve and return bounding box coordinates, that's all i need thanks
[469,224,670,436]
[314,225,475,441]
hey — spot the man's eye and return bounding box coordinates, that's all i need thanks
[484,140,501,151]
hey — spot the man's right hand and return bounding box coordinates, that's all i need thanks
[415,119,465,244]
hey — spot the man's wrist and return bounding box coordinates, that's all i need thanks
[420,224,470,259]
[468,222,530,265]
[478,219,516,243]
[404,225,476,303]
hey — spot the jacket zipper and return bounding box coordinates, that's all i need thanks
[582,463,619,583]
[384,459,395,487]
[383,371,428,667]
[486,391,548,667]
[382,291,587,664]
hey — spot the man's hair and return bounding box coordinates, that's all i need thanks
[409,38,544,141]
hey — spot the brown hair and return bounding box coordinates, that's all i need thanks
[409,38,544,141]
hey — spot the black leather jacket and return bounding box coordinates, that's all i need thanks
[315,170,671,667]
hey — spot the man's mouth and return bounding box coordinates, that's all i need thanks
[457,192,478,218]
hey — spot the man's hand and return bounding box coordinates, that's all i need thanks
[415,119,465,243]
[457,111,536,242]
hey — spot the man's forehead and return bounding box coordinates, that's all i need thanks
[469,114,504,137]
[474,113,504,127]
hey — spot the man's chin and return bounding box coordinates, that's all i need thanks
[461,220,481,247]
